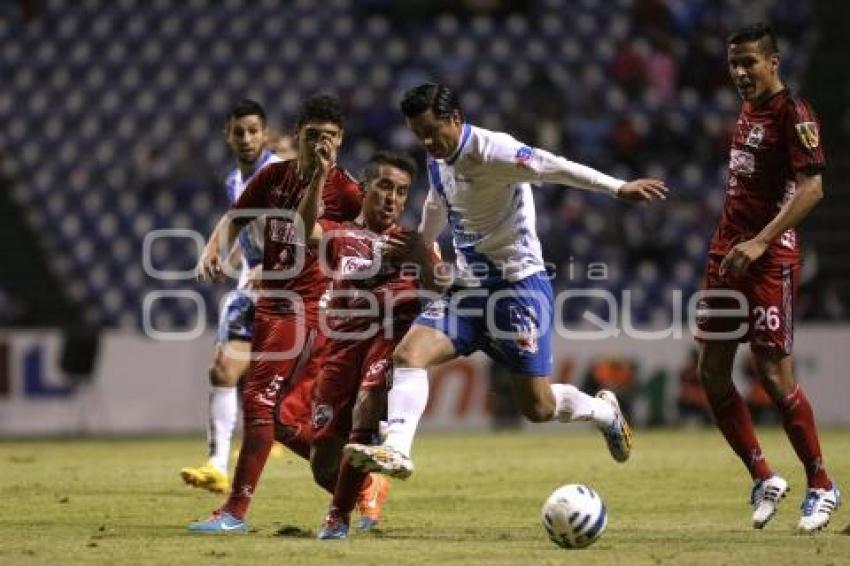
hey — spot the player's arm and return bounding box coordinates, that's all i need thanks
[197,167,273,282]
[224,239,244,272]
[483,134,667,202]
[721,172,823,275]
[385,232,446,293]
[296,137,335,245]
[197,213,243,281]
[418,185,448,244]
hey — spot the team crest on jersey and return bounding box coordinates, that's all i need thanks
[794,122,819,150]
[421,298,447,319]
[269,218,297,243]
[312,404,333,429]
[745,124,765,148]
[515,146,534,168]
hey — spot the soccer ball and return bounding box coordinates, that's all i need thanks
[541,484,607,549]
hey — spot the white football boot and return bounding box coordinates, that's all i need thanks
[751,475,790,529]
[797,484,841,533]
[344,443,414,480]
[595,390,632,463]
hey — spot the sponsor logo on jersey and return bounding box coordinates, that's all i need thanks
[340,255,374,277]
[794,122,819,150]
[745,123,765,148]
[729,148,755,175]
[269,218,298,243]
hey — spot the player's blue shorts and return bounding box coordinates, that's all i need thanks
[216,290,255,343]
[414,272,553,376]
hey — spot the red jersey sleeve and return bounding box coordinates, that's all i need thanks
[784,96,826,175]
[318,218,343,270]
[338,173,364,221]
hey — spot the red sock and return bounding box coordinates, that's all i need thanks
[330,431,373,518]
[224,416,274,519]
[774,386,831,489]
[707,386,773,481]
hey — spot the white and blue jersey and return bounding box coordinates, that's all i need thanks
[217,149,282,343]
[415,123,625,375]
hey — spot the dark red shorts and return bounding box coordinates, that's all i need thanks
[695,255,799,354]
[311,333,397,443]
[241,310,324,437]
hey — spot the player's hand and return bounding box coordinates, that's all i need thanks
[720,237,768,276]
[197,245,223,282]
[381,230,419,264]
[617,179,669,202]
[313,137,336,180]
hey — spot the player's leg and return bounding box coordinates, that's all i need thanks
[189,312,309,531]
[181,292,254,493]
[309,338,363,494]
[753,350,832,485]
[748,264,838,531]
[344,313,460,479]
[695,256,788,528]
[699,340,787,528]
[319,388,386,540]
[508,373,630,460]
[331,339,393,535]
[315,337,390,539]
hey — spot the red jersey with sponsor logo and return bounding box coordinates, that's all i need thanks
[709,90,825,265]
[319,220,432,333]
[232,160,362,323]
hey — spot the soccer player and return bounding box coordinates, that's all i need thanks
[346,83,668,480]
[694,23,838,532]
[189,94,363,532]
[180,99,281,494]
[301,150,441,539]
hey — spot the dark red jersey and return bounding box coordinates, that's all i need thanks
[319,220,432,333]
[232,160,362,323]
[709,90,825,265]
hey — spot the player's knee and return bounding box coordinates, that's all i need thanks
[393,342,423,369]
[310,444,339,492]
[697,357,726,392]
[208,364,231,387]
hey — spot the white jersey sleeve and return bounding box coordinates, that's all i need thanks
[418,185,448,244]
[480,132,624,195]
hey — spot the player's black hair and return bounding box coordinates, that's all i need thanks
[400,83,463,121]
[727,22,779,55]
[296,93,345,129]
[362,150,418,183]
[228,98,267,125]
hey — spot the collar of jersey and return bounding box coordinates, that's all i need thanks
[251,150,275,175]
[444,123,472,165]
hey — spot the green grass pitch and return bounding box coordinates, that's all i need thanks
[1,429,848,565]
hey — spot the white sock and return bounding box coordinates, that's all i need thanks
[383,368,429,458]
[208,386,238,474]
[551,384,614,427]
